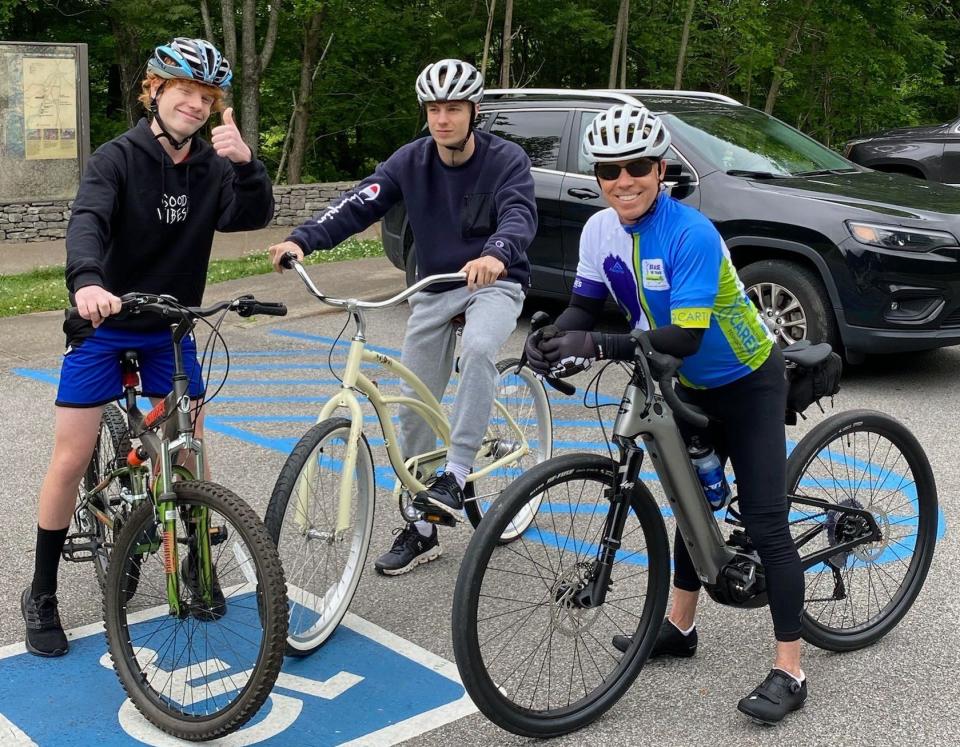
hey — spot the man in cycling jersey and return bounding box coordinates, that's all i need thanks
[23,38,274,657]
[268,58,536,576]
[524,104,806,724]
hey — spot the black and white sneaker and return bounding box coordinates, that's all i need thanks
[737,668,808,725]
[612,619,698,657]
[21,587,68,657]
[374,524,441,576]
[414,472,465,521]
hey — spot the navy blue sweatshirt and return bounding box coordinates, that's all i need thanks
[287,130,537,288]
[64,118,274,339]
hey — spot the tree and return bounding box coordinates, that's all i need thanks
[500,0,513,87]
[284,9,332,184]
[480,0,497,82]
[675,0,695,89]
[764,0,815,114]
[608,0,628,88]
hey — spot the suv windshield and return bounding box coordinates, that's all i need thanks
[664,108,856,176]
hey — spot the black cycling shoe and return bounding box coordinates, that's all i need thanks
[181,554,227,621]
[737,668,808,725]
[612,618,698,658]
[414,472,465,521]
[21,587,69,657]
[374,524,441,575]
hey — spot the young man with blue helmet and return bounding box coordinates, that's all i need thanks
[22,38,274,658]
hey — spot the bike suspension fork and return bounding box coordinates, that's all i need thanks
[574,445,644,609]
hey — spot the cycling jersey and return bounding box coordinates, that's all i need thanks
[572,194,774,388]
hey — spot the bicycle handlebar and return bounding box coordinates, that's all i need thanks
[65,293,288,322]
[280,252,465,310]
[630,331,710,429]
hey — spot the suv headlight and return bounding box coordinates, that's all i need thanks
[845,221,959,252]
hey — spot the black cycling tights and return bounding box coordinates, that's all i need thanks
[672,347,804,642]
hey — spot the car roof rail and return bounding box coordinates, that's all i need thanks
[483,88,740,106]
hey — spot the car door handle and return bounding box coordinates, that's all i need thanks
[567,187,600,200]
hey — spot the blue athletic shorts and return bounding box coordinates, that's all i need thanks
[56,326,206,407]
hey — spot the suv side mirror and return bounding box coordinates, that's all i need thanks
[664,161,696,198]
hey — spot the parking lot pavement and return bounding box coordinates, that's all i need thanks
[1,267,957,745]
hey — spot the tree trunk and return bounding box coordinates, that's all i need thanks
[675,0,695,89]
[220,0,237,75]
[109,17,142,127]
[286,24,332,184]
[764,0,815,114]
[608,0,627,88]
[619,0,629,88]
[481,0,497,81]
[236,0,283,159]
[199,0,214,43]
[500,0,513,87]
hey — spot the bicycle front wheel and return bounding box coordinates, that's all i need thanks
[103,481,288,741]
[453,453,670,738]
[465,358,553,541]
[786,410,938,652]
[265,416,376,656]
[77,403,131,588]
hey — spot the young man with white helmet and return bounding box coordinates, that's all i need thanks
[524,103,806,724]
[23,38,274,657]
[269,59,537,575]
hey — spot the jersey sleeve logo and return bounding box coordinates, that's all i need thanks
[359,184,381,201]
[641,259,670,290]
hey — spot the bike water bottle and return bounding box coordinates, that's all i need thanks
[688,437,732,511]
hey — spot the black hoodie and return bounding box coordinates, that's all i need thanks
[64,117,274,340]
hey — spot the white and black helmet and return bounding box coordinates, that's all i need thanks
[415,59,484,105]
[582,104,671,163]
[148,37,232,89]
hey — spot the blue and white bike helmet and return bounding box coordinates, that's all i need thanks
[148,38,232,89]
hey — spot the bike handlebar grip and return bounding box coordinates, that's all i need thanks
[65,306,81,320]
[530,310,552,332]
[545,376,576,396]
[280,251,299,270]
[249,302,288,317]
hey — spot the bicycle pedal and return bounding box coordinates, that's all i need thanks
[61,533,100,562]
[412,494,462,527]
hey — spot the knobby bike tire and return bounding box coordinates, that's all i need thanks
[786,409,937,652]
[265,416,376,656]
[103,481,288,741]
[453,453,670,738]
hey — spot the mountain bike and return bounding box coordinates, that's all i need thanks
[451,336,938,737]
[264,255,557,656]
[64,292,290,741]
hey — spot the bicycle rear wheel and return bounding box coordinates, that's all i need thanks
[786,409,938,652]
[453,453,670,738]
[464,358,553,541]
[103,481,288,741]
[76,403,131,588]
[265,416,376,656]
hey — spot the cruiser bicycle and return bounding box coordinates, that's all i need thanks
[452,335,937,737]
[264,255,556,656]
[65,292,290,741]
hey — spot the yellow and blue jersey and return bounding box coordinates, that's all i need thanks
[573,194,774,388]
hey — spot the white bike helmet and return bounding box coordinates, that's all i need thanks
[148,38,232,89]
[582,104,671,163]
[415,59,484,105]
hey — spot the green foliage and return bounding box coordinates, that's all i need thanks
[2,0,958,181]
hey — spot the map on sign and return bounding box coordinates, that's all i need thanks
[22,56,77,160]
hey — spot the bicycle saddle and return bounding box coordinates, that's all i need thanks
[782,340,833,368]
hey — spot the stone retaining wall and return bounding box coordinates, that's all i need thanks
[0,181,358,243]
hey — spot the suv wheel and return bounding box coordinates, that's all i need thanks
[739,259,837,349]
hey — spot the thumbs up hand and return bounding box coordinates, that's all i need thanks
[212,106,252,164]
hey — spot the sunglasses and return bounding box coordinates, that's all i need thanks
[594,159,661,181]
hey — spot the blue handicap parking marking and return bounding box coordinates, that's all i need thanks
[0,610,473,746]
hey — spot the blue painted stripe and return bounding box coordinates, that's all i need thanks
[271,329,402,357]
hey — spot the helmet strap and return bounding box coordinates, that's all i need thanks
[441,103,477,165]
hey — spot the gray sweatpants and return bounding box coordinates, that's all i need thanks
[398,281,525,468]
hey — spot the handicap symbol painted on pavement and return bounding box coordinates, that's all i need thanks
[0,606,474,746]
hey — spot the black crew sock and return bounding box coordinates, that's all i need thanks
[31,526,68,598]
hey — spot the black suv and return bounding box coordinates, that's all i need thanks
[844,118,960,185]
[382,89,960,361]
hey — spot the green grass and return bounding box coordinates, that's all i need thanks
[0,238,384,318]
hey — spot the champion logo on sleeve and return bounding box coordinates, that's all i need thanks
[359,184,381,201]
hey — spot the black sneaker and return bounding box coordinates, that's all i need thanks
[21,587,68,657]
[414,472,465,521]
[612,618,698,657]
[374,524,442,576]
[737,668,808,725]
[181,554,227,621]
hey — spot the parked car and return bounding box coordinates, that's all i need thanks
[382,89,960,362]
[845,118,960,185]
